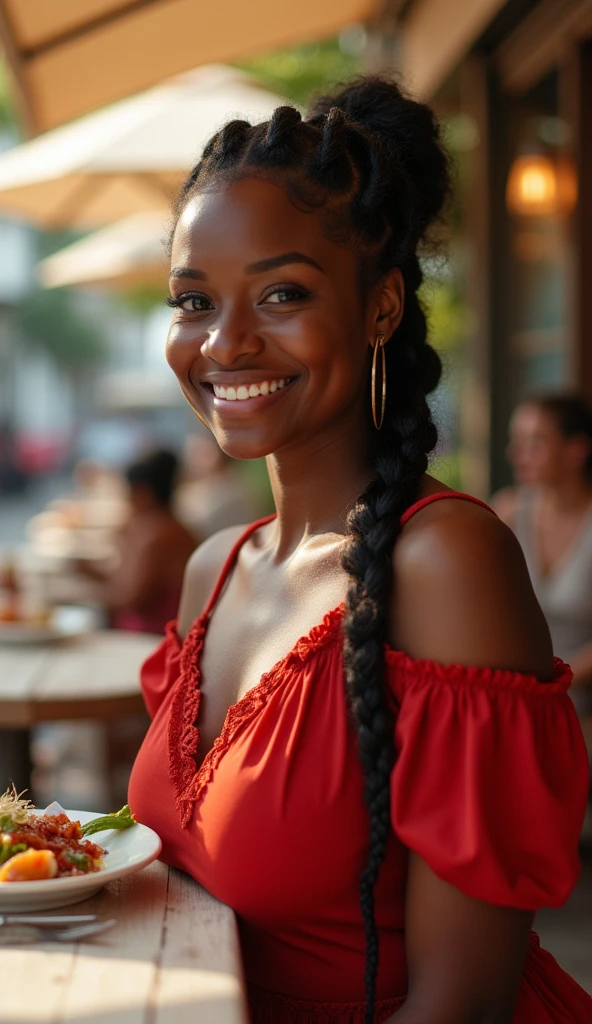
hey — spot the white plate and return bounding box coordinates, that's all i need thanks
[0,809,161,912]
[0,606,96,645]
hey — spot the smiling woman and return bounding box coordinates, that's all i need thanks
[128,77,592,1024]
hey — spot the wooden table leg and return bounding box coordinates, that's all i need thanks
[0,729,33,794]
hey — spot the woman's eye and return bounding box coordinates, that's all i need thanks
[264,287,309,305]
[167,294,214,313]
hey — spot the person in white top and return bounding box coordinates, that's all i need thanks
[493,395,592,702]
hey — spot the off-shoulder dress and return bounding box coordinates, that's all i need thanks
[128,492,592,1023]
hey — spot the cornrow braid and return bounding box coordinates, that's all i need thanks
[172,74,450,1022]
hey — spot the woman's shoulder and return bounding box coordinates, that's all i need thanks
[392,492,553,678]
[176,524,250,639]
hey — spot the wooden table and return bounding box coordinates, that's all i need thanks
[0,630,158,793]
[0,861,248,1024]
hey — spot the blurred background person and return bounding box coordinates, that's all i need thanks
[76,448,196,634]
[493,395,592,697]
[0,420,28,496]
[174,433,260,539]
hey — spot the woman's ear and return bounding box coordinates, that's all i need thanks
[367,268,405,342]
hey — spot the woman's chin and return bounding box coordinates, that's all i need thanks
[213,430,281,462]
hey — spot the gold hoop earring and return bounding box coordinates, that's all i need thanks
[371,332,387,430]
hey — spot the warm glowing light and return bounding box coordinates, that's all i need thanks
[506,153,577,216]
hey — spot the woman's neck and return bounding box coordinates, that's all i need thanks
[265,421,376,559]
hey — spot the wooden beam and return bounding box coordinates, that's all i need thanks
[0,0,35,135]
[560,41,592,401]
[457,56,493,498]
[496,0,592,95]
[399,0,507,98]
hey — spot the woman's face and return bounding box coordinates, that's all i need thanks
[506,404,584,486]
[166,177,382,460]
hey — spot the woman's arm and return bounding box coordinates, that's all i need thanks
[388,501,554,1023]
[385,858,533,1024]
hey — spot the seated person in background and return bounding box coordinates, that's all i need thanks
[492,395,592,698]
[77,449,197,634]
[174,433,259,539]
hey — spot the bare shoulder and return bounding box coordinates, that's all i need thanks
[393,497,553,678]
[176,524,248,639]
[490,485,519,527]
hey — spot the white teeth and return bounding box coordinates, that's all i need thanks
[211,378,290,400]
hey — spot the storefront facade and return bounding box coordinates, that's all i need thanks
[378,0,592,494]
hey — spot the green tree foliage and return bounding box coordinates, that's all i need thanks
[239,37,359,108]
[0,60,17,131]
[15,289,107,369]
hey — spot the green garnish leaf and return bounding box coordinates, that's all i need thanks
[80,804,136,837]
[0,842,27,864]
[64,850,93,870]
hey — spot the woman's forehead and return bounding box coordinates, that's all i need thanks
[170,177,349,271]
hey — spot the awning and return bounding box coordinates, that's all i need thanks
[38,212,169,290]
[0,65,288,228]
[0,0,376,134]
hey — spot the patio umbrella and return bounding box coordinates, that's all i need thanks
[38,212,169,290]
[0,0,376,134]
[0,65,288,228]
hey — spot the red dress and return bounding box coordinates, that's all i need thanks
[128,493,592,1023]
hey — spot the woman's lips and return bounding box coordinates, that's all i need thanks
[201,376,297,415]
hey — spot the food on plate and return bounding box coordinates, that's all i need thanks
[0,849,58,882]
[0,787,136,882]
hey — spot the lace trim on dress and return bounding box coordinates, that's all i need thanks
[248,984,405,1023]
[168,605,344,827]
[168,612,208,827]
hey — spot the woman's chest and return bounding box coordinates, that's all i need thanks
[131,655,406,924]
[196,580,347,765]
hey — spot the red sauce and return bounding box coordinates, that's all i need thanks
[9,814,105,877]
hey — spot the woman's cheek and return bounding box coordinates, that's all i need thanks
[165,325,197,377]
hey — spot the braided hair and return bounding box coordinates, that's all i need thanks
[173,75,451,1022]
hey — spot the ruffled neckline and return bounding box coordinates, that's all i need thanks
[168,604,345,827]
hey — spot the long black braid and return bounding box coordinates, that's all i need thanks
[173,76,451,1022]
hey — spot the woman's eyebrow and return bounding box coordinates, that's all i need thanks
[245,252,324,274]
[169,267,207,281]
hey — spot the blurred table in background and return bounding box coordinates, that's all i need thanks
[0,630,156,798]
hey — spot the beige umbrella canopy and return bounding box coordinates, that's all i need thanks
[38,211,170,290]
[0,65,288,228]
[0,0,376,134]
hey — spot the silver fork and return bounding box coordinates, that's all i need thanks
[0,914,97,927]
[0,918,116,944]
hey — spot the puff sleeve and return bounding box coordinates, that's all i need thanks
[387,651,589,910]
[139,620,182,719]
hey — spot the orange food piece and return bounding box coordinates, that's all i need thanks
[0,848,58,882]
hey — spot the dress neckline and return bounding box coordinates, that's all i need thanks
[530,495,592,584]
[168,602,346,826]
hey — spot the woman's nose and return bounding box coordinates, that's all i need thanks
[200,309,263,365]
